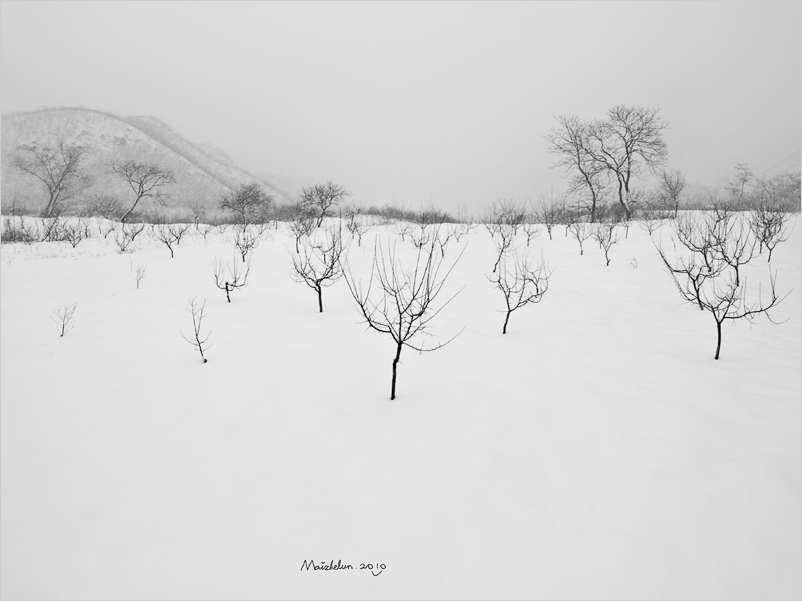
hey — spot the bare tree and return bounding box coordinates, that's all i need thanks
[344,207,371,247]
[410,223,434,249]
[181,298,211,363]
[114,222,146,252]
[394,221,415,242]
[232,225,260,262]
[592,222,621,266]
[582,105,670,220]
[83,193,123,220]
[536,191,566,241]
[300,181,350,227]
[213,256,251,302]
[342,238,465,400]
[489,251,551,334]
[657,169,686,218]
[1,207,37,244]
[521,214,541,247]
[433,225,455,258]
[37,215,65,243]
[726,163,754,209]
[482,199,527,237]
[188,199,208,230]
[135,264,147,289]
[656,212,788,359]
[109,160,175,223]
[220,182,274,226]
[51,303,77,337]
[60,219,91,248]
[568,220,592,255]
[153,223,182,258]
[290,226,349,312]
[287,202,318,253]
[97,219,117,239]
[749,175,797,261]
[454,205,478,240]
[750,208,793,262]
[13,141,93,218]
[545,115,609,223]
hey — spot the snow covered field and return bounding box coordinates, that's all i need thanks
[1,216,800,600]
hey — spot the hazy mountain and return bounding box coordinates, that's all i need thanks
[1,107,305,217]
[765,150,802,177]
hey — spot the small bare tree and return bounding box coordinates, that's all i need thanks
[410,223,434,249]
[153,223,180,258]
[568,221,592,255]
[97,220,117,239]
[656,213,788,359]
[342,238,465,400]
[521,216,541,247]
[135,264,147,289]
[489,251,551,334]
[394,221,415,242]
[287,203,318,253]
[60,219,91,248]
[344,208,371,247]
[750,198,794,262]
[114,222,146,252]
[232,225,260,262]
[592,222,621,266]
[51,303,77,337]
[37,215,65,242]
[213,256,251,302]
[181,297,211,363]
[290,226,349,312]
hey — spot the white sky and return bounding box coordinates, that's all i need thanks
[1,1,800,212]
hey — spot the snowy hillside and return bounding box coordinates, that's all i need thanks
[0,215,800,600]
[0,108,298,216]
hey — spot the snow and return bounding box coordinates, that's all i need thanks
[1,216,800,600]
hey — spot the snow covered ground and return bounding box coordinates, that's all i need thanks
[1,215,800,600]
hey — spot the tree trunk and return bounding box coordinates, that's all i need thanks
[502,310,511,334]
[714,319,723,360]
[43,191,59,218]
[390,342,403,400]
[617,178,632,221]
[317,288,323,313]
[119,196,143,224]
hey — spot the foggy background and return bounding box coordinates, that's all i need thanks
[1,0,799,213]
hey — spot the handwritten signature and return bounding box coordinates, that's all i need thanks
[300,559,386,577]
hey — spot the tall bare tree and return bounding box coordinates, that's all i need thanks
[220,182,274,226]
[585,105,669,220]
[109,160,175,223]
[12,141,93,217]
[300,180,350,228]
[657,169,686,218]
[545,115,608,223]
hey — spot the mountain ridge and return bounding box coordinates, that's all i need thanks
[1,107,306,217]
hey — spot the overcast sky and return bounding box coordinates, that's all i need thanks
[1,1,800,212]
